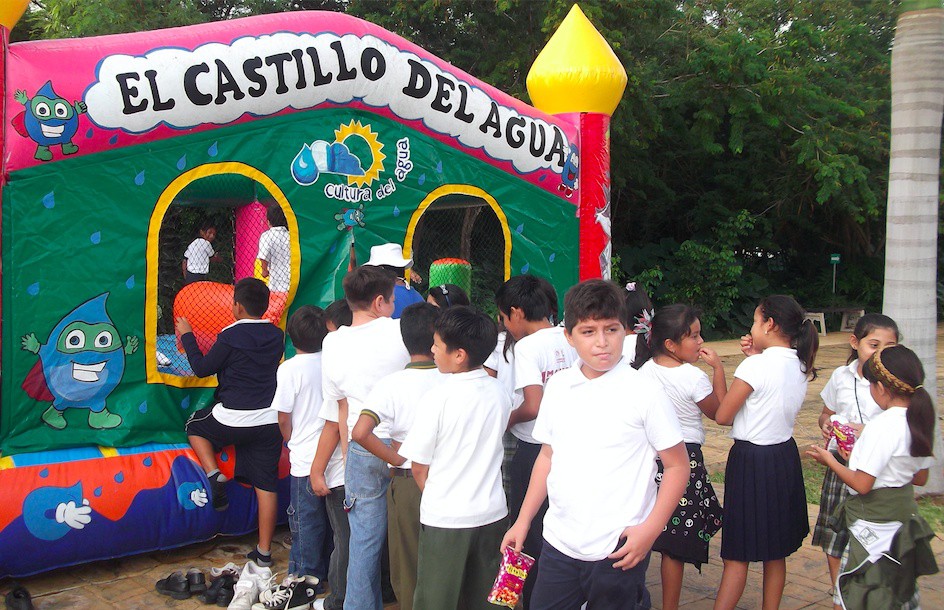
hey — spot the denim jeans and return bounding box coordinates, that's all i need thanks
[288,475,329,579]
[325,485,349,610]
[344,439,392,610]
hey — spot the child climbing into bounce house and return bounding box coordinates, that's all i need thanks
[176,277,285,568]
[182,220,223,285]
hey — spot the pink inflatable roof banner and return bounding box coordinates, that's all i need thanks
[4,11,578,198]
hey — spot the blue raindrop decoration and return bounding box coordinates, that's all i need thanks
[181,395,191,410]
[291,145,318,186]
[39,468,49,478]
[329,242,337,253]
[27,283,40,296]
[549,253,556,262]
[417,174,426,186]
[94,487,103,497]
[42,192,55,209]
[521,263,531,274]
[208,142,219,157]
[220,451,230,463]
[515,223,524,234]
[143,457,153,467]
[126,276,135,289]
[393,206,400,217]
[176,155,187,171]
[538,174,546,182]
[90,232,101,244]
[435,161,443,174]
[85,128,94,139]
[134,170,145,186]
[114,472,125,483]
[138,401,148,413]
[109,134,119,145]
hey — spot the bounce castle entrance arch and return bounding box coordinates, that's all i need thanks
[145,163,300,388]
[404,185,511,312]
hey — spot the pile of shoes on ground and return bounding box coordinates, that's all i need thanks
[156,561,324,609]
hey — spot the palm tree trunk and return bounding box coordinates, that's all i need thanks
[883,2,944,494]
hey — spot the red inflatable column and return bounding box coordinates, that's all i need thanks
[578,113,611,280]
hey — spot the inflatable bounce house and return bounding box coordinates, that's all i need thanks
[0,2,626,577]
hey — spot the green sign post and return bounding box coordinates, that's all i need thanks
[830,253,840,293]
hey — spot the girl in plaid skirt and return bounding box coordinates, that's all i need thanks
[812,314,898,593]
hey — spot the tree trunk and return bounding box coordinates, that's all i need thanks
[883,3,944,494]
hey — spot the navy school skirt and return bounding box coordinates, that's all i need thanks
[720,438,809,562]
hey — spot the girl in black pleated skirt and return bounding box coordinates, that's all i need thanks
[712,296,819,610]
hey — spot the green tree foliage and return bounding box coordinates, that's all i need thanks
[17,0,903,335]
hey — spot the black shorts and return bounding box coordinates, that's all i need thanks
[186,406,283,492]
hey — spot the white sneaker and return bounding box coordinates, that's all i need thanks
[228,560,275,610]
[312,598,325,610]
[210,562,239,578]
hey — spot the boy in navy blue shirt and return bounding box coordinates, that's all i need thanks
[177,277,285,567]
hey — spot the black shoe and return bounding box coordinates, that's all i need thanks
[209,473,229,512]
[156,571,192,600]
[247,548,274,568]
[215,576,236,607]
[4,586,33,610]
[199,567,237,604]
[187,567,207,595]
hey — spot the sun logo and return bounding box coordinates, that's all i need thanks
[335,120,386,187]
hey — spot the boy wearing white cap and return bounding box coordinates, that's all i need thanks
[365,243,424,319]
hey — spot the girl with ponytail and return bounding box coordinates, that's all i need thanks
[713,295,819,610]
[808,345,938,609]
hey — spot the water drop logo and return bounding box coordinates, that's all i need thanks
[42,192,55,209]
[134,170,145,186]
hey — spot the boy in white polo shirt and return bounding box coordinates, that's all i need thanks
[351,302,445,610]
[271,305,342,599]
[495,274,577,605]
[502,280,690,609]
[400,306,513,610]
[311,265,409,610]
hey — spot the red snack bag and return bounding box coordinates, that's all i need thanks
[831,422,857,453]
[488,547,535,607]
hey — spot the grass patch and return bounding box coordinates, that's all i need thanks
[711,459,944,533]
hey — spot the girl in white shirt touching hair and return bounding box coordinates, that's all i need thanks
[811,313,899,595]
[808,345,937,610]
[713,295,819,610]
[637,304,726,610]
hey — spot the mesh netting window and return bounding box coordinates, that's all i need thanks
[410,195,505,316]
[155,174,289,377]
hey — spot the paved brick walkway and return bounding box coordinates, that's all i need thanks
[4,331,944,609]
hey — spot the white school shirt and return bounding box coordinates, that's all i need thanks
[639,360,713,445]
[258,226,291,292]
[270,352,345,483]
[484,331,517,398]
[533,360,683,561]
[184,237,214,273]
[731,346,808,445]
[512,326,578,444]
[848,406,934,494]
[362,363,447,469]
[622,333,638,362]
[320,316,409,440]
[399,369,512,528]
[821,361,883,451]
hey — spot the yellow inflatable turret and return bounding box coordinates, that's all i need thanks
[527,4,628,116]
[0,0,28,31]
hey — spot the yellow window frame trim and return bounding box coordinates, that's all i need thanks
[145,162,299,388]
[403,184,512,283]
